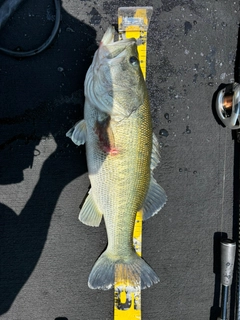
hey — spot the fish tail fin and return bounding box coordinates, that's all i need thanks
[88,250,159,290]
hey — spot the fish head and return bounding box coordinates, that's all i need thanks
[85,27,146,121]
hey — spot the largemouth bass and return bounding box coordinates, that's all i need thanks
[66,26,167,290]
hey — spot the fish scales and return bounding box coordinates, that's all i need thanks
[89,99,152,255]
[66,26,167,290]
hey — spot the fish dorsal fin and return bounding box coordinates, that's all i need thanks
[66,119,87,146]
[142,133,167,220]
[142,176,167,221]
[79,189,103,227]
[151,133,160,170]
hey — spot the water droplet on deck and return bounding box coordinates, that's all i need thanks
[186,126,191,134]
[57,67,64,72]
[179,168,183,172]
[66,27,75,33]
[164,113,169,120]
[159,129,169,137]
[220,73,226,80]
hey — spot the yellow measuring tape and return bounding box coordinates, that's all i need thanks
[114,7,153,320]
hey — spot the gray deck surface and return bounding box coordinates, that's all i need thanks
[0,0,238,319]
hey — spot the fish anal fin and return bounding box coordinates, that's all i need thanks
[142,177,167,221]
[66,119,87,146]
[79,189,103,227]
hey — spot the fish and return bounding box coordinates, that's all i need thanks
[66,26,167,290]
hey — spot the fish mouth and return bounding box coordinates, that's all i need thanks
[99,26,136,60]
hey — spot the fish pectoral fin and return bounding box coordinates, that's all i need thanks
[79,189,103,227]
[142,176,167,221]
[66,119,87,146]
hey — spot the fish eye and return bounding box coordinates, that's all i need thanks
[129,56,139,66]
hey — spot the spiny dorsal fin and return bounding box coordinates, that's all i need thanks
[151,133,160,170]
[142,133,167,220]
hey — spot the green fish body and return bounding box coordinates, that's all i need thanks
[67,27,167,290]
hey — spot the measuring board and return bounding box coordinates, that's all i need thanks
[114,7,153,320]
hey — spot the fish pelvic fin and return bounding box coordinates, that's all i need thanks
[79,189,103,227]
[88,250,160,290]
[66,119,87,146]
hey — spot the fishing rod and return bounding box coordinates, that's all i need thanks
[218,239,236,320]
[215,38,240,317]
